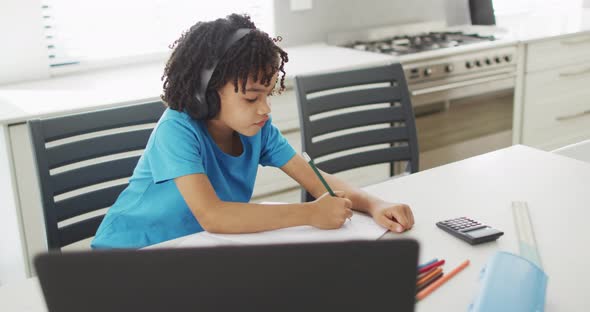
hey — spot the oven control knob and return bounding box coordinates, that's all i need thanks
[445,64,454,73]
[504,55,512,62]
[475,60,482,67]
[466,61,473,69]
[485,58,492,65]
[495,56,502,63]
[424,68,433,76]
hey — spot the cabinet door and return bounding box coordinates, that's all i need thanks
[522,60,590,149]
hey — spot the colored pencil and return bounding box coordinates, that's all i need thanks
[417,272,443,292]
[418,258,438,270]
[417,267,443,287]
[417,266,438,280]
[416,260,470,301]
[418,259,445,274]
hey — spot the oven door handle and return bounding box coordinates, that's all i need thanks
[410,74,515,96]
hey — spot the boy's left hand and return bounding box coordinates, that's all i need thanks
[371,202,414,233]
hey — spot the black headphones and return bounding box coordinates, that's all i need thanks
[193,28,252,119]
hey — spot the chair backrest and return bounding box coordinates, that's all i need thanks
[295,63,419,202]
[28,101,166,250]
[551,139,590,164]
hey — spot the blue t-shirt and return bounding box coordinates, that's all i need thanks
[91,108,296,249]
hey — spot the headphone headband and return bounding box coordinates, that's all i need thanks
[195,28,252,104]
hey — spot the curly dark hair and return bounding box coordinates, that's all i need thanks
[161,14,289,120]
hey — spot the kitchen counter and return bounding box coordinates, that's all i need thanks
[0,43,397,125]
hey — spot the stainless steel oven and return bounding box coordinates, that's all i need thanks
[401,46,517,169]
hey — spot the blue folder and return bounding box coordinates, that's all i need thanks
[469,251,548,312]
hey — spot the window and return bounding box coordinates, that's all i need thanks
[41,0,274,72]
[493,0,583,16]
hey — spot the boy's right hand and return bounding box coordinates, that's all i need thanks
[308,191,353,229]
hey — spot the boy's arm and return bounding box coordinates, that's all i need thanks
[175,173,352,233]
[281,154,414,232]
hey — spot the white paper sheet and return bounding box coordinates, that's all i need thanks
[177,209,388,248]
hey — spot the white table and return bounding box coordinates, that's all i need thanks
[2,145,589,311]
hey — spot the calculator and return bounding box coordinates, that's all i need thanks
[436,217,504,245]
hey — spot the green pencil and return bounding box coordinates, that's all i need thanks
[303,152,336,197]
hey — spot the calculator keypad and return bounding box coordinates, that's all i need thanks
[437,217,503,245]
[441,217,483,231]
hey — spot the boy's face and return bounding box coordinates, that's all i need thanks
[216,72,278,137]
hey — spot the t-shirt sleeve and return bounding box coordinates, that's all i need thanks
[148,119,205,183]
[259,117,296,167]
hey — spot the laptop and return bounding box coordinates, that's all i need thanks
[34,239,419,312]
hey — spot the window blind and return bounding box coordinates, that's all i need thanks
[41,0,274,68]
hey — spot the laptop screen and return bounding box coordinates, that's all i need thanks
[35,239,419,312]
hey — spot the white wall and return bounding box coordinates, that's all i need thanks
[273,0,446,46]
[0,0,50,85]
[272,0,471,47]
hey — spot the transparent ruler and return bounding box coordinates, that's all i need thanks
[512,201,543,269]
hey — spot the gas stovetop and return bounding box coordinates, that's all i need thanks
[343,31,496,55]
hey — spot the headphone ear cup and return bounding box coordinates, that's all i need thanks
[205,90,221,119]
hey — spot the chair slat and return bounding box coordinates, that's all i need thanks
[58,215,105,247]
[307,86,401,115]
[50,156,139,196]
[55,184,127,222]
[41,101,165,142]
[296,64,401,94]
[316,146,411,174]
[309,106,405,137]
[311,127,409,158]
[47,129,152,169]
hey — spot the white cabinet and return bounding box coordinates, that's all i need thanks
[516,32,590,150]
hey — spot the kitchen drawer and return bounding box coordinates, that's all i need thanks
[521,60,590,148]
[270,87,300,132]
[526,33,590,73]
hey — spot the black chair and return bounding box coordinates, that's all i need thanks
[295,63,419,202]
[28,101,166,250]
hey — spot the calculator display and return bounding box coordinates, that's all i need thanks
[465,227,501,239]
